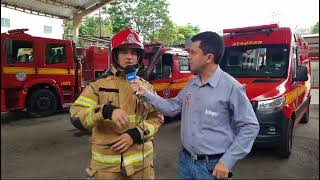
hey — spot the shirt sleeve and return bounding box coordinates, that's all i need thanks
[143,86,187,117]
[135,89,165,142]
[219,85,260,170]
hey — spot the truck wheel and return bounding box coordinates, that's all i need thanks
[27,89,58,118]
[278,119,293,158]
[300,105,310,124]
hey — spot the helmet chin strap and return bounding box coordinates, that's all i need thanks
[113,53,141,71]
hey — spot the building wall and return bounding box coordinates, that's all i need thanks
[311,61,319,89]
[1,7,63,39]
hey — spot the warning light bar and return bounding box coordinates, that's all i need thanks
[223,24,279,34]
[8,28,29,34]
[143,42,163,47]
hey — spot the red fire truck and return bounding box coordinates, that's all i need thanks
[1,29,192,117]
[221,24,311,157]
[302,34,319,89]
[302,34,319,61]
[139,42,194,98]
[1,29,81,117]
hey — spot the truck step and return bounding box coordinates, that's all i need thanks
[62,90,73,96]
[62,103,73,109]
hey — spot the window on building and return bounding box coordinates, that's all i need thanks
[5,40,33,64]
[43,25,52,34]
[45,44,67,64]
[1,18,10,27]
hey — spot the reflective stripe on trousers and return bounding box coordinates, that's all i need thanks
[92,149,153,166]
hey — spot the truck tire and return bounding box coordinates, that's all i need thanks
[300,104,310,124]
[278,119,293,158]
[27,89,58,118]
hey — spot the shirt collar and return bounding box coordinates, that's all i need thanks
[193,66,222,88]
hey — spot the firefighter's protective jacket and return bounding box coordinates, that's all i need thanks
[70,65,164,176]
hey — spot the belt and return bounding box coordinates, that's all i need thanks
[183,148,223,161]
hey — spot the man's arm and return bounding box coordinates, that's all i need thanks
[130,80,186,117]
[219,85,260,170]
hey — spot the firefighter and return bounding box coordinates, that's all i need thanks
[70,28,164,179]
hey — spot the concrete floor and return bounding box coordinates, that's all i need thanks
[1,105,319,179]
[311,89,319,105]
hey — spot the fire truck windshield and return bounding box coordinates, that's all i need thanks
[220,44,289,78]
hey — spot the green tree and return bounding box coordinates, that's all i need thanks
[104,0,170,39]
[311,21,319,33]
[80,16,113,37]
[174,24,200,45]
[63,0,200,47]
[149,19,178,44]
[149,20,200,45]
[63,15,113,47]
[102,0,134,33]
[63,16,112,38]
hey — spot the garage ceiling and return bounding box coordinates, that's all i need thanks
[1,0,112,19]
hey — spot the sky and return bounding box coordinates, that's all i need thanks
[168,0,319,33]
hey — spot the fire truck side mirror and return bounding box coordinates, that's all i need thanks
[5,39,13,64]
[293,65,308,82]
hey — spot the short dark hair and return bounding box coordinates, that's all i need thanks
[191,31,225,64]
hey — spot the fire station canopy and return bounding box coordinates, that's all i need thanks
[1,0,111,19]
[1,0,112,45]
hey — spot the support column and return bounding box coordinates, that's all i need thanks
[72,17,82,46]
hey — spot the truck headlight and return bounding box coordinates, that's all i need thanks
[257,97,285,111]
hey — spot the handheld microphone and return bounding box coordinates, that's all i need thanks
[125,65,138,83]
[125,65,140,96]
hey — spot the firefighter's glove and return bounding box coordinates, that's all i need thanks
[126,128,142,144]
[103,104,129,129]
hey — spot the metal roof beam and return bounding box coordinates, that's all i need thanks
[1,3,68,19]
[72,0,112,45]
[73,0,112,19]
[34,0,85,12]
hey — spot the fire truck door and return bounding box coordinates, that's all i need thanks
[3,38,37,86]
[149,53,175,98]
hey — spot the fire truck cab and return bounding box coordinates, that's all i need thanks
[1,29,80,117]
[77,45,110,84]
[139,42,194,98]
[221,24,311,157]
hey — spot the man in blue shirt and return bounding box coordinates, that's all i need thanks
[130,32,260,179]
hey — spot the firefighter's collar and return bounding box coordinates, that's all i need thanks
[111,65,139,78]
[110,65,121,76]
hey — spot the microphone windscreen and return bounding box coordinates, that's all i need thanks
[125,65,137,82]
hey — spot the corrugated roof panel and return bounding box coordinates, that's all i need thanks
[1,0,110,19]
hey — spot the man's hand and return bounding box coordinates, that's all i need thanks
[111,133,133,153]
[129,80,147,96]
[111,109,129,129]
[213,161,229,179]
